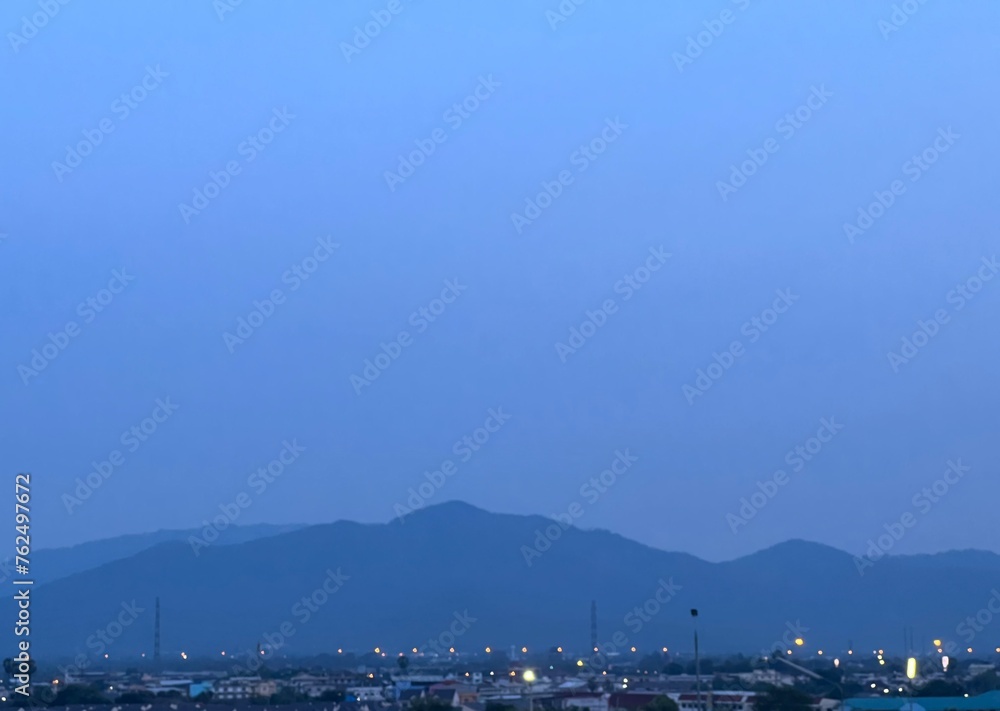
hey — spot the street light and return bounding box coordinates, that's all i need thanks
[523,669,537,711]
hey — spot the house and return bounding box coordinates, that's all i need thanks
[348,686,386,702]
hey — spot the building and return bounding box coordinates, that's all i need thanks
[674,691,756,711]
[213,676,276,700]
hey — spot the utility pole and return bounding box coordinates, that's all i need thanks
[154,597,161,662]
[691,609,703,711]
[591,601,598,653]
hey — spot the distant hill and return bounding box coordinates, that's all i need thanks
[20,503,1000,659]
[1,523,303,585]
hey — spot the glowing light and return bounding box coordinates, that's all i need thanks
[818,650,824,655]
[374,647,381,654]
[795,638,805,647]
[522,647,528,653]
[180,652,188,660]
[449,647,455,653]
[834,659,840,668]
[413,647,418,653]
[557,647,563,653]
[630,647,637,652]
[338,648,343,654]
[576,660,584,667]
[968,648,974,653]
[523,670,537,683]
[486,647,492,653]
[933,639,943,647]
[662,647,668,653]
[943,656,951,671]
[907,658,918,680]
[221,651,226,656]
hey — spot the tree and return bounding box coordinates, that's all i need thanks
[642,696,680,711]
[398,654,411,673]
[916,680,966,697]
[116,691,156,704]
[411,696,455,711]
[753,685,813,711]
[50,684,111,705]
[968,671,1000,695]
[3,657,36,679]
[268,687,309,705]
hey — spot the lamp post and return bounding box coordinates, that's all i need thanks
[523,669,536,711]
[691,609,702,711]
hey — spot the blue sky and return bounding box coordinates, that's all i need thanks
[2,0,998,561]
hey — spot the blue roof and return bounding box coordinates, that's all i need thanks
[845,692,1000,711]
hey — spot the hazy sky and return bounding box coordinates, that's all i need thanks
[3,0,998,562]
